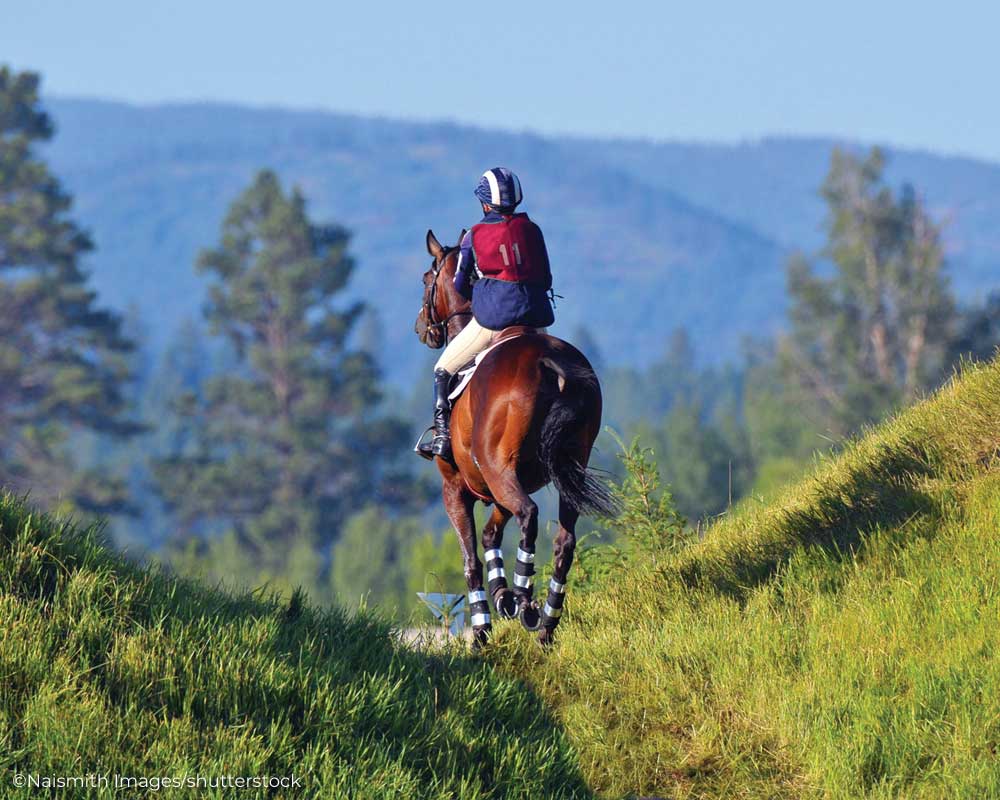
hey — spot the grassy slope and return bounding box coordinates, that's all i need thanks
[492,358,1000,799]
[5,361,1000,799]
[0,507,591,800]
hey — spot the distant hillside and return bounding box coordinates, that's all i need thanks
[491,356,1000,797]
[44,98,1000,384]
[571,135,1000,290]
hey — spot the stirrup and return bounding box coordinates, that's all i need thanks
[413,426,435,460]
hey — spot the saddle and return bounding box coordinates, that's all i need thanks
[412,326,542,462]
[448,326,541,401]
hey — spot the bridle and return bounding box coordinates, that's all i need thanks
[423,245,472,347]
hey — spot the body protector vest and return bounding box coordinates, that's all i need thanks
[470,214,550,285]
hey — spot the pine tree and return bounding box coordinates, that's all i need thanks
[330,507,427,617]
[103,317,215,550]
[154,170,413,575]
[0,67,136,513]
[948,292,1000,365]
[780,148,954,434]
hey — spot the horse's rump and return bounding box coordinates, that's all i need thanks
[454,333,613,514]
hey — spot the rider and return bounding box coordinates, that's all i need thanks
[420,167,555,460]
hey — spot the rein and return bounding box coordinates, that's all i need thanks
[425,246,472,346]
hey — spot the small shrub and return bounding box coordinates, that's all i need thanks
[574,432,689,590]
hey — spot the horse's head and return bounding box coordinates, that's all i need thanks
[414,229,470,349]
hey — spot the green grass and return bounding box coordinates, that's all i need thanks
[488,358,1000,798]
[0,504,591,799]
[6,359,1000,798]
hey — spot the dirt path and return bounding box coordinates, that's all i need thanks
[397,626,473,648]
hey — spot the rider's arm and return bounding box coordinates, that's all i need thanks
[453,230,476,300]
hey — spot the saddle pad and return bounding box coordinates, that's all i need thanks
[448,333,526,401]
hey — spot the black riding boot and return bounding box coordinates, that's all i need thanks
[430,368,453,459]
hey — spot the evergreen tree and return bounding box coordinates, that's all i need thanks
[602,328,700,430]
[948,292,1000,365]
[330,507,427,617]
[108,317,215,550]
[570,324,605,374]
[154,170,412,575]
[0,67,136,513]
[780,148,954,434]
[741,343,819,497]
[634,401,749,521]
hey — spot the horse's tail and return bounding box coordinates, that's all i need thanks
[538,357,618,518]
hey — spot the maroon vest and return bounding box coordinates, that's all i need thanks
[470,214,550,284]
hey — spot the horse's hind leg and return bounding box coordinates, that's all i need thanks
[441,472,491,647]
[538,496,580,646]
[482,506,517,619]
[486,475,541,631]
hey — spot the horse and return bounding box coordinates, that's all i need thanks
[414,229,616,646]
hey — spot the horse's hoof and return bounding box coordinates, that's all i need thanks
[494,590,518,620]
[518,602,542,632]
[537,627,556,647]
[472,625,491,649]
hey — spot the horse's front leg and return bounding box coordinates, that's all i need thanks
[538,496,579,645]
[441,472,491,647]
[482,506,517,619]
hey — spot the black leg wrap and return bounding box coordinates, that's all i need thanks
[483,548,507,598]
[512,545,535,601]
[540,576,567,630]
[468,589,491,642]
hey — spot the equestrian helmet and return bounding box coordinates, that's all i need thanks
[474,167,523,210]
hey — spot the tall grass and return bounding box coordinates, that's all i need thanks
[5,359,1000,798]
[489,359,1000,798]
[0,502,591,799]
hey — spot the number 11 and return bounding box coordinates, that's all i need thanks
[499,243,523,266]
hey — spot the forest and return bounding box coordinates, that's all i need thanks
[3,64,1000,624]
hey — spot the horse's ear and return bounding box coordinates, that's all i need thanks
[457,228,468,247]
[426,229,443,257]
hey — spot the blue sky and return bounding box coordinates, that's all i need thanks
[4,0,998,162]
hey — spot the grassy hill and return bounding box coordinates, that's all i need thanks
[488,355,1000,798]
[0,502,590,799]
[5,358,1000,798]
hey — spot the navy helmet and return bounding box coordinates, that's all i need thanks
[474,167,523,210]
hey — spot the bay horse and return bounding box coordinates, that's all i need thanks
[414,230,615,646]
